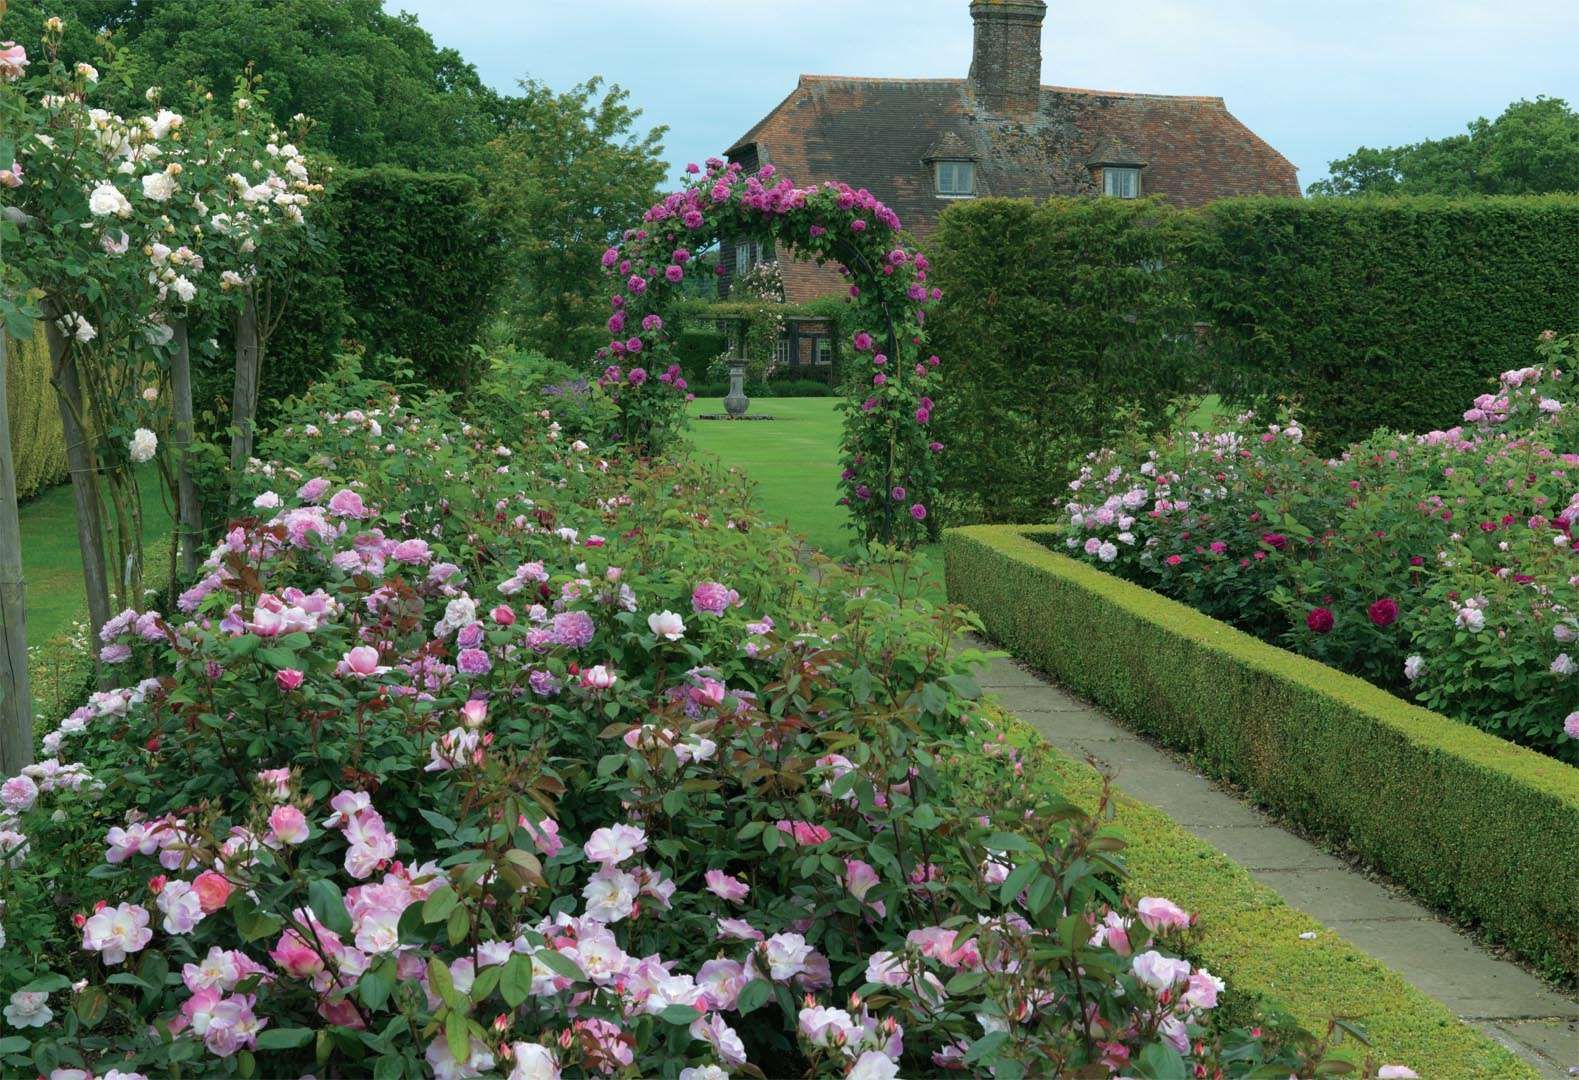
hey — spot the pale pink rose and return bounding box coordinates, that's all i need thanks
[704,869,749,903]
[1135,896,1190,933]
[267,806,309,846]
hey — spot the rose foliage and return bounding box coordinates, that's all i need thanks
[0,360,1414,1077]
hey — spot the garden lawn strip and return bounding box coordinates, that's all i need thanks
[945,524,1579,984]
[686,397,945,600]
[959,706,1544,1079]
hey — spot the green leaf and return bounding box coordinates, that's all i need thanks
[0,1037,30,1055]
[658,1004,702,1025]
[735,979,773,1016]
[422,886,459,924]
[359,961,396,1011]
[254,1028,316,1050]
[535,949,584,983]
[17,974,71,995]
[75,987,109,1029]
[308,879,353,936]
[445,1010,469,1064]
[1136,1043,1189,1079]
[998,860,1040,905]
[500,955,533,1008]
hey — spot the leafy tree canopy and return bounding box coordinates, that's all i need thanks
[3,0,510,169]
[1309,96,1579,196]
[483,77,668,363]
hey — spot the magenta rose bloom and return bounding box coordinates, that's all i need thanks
[1367,598,1399,628]
[1307,607,1335,634]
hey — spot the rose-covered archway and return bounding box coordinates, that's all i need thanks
[593,159,943,549]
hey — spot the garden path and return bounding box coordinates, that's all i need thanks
[978,646,1579,1078]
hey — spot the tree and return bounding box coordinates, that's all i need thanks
[4,0,508,170]
[482,78,667,364]
[1310,97,1579,196]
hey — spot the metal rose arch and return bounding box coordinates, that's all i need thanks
[594,159,944,550]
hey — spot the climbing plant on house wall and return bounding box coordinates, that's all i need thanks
[596,160,944,549]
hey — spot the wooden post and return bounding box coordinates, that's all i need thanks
[0,322,35,774]
[43,303,113,649]
[229,292,260,483]
[169,318,201,577]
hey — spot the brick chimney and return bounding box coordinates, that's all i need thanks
[968,0,1047,116]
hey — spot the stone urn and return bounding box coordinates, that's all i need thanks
[723,364,750,417]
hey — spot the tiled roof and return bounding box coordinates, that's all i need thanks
[727,75,1300,242]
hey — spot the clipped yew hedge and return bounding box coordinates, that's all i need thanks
[1194,195,1579,450]
[945,525,1579,982]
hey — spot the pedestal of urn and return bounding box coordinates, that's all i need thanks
[723,364,750,417]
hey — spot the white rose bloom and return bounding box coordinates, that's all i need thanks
[3,990,52,1029]
[129,428,158,464]
[87,181,132,217]
[1403,655,1425,682]
[170,275,197,304]
[141,171,176,201]
[647,611,686,641]
[100,230,130,256]
[58,313,96,344]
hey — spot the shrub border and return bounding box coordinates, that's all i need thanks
[944,525,1579,983]
[956,713,1533,1078]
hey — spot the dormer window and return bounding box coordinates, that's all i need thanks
[1103,167,1141,199]
[936,160,976,198]
[924,131,979,199]
[1086,138,1148,200]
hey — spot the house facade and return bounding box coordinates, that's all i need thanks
[719,0,1299,371]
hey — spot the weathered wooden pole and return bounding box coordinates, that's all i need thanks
[169,318,201,577]
[0,319,35,775]
[229,292,260,484]
[42,301,113,649]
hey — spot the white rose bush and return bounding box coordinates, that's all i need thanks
[0,12,324,636]
[0,359,1413,1077]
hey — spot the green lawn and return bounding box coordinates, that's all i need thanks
[18,467,174,691]
[685,397,945,598]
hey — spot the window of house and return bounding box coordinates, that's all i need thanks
[734,242,750,277]
[814,337,834,365]
[1103,167,1141,199]
[936,160,975,197]
[775,335,792,368]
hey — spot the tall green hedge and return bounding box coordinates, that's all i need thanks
[1191,195,1579,449]
[334,168,504,391]
[262,166,503,398]
[945,525,1579,982]
[927,197,1203,524]
[925,194,1579,497]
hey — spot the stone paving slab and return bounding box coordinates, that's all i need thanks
[979,650,1579,1078]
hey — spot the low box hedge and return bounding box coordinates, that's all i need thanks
[955,712,1533,1078]
[944,524,1579,983]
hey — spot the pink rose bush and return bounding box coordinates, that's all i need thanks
[1063,333,1579,760]
[0,252,1401,1080]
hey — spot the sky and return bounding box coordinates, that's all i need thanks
[393,1,1579,191]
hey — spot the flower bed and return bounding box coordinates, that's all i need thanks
[0,365,1420,1076]
[944,524,1579,982]
[1058,334,1579,762]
